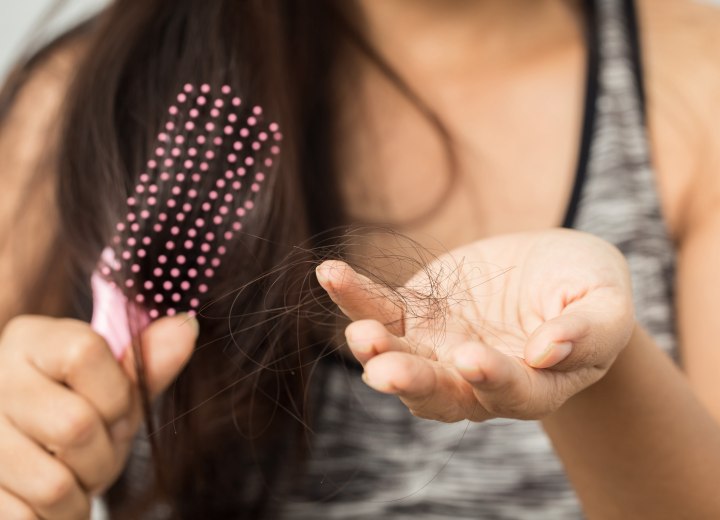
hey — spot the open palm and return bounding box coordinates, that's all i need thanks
[316,228,634,422]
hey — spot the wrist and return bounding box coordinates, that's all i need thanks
[542,322,643,427]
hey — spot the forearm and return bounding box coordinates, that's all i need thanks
[542,324,720,519]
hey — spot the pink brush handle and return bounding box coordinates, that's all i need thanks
[91,251,150,359]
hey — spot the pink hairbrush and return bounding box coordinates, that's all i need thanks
[90,83,281,358]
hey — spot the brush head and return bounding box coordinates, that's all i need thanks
[91,83,281,357]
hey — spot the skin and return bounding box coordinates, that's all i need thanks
[1,0,720,517]
[317,229,636,421]
[325,0,720,517]
[0,316,197,518]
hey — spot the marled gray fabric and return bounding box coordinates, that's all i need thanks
[279,0,677,518]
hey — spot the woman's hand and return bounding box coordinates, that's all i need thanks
[0,314,197,519]
[316,228,634,423]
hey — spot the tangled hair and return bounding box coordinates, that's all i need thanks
[0,1,457,518]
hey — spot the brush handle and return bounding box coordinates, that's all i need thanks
[91,250,151,359]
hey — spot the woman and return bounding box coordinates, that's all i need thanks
[0,0,719,518]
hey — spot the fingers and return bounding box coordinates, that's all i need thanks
[343,317,537,421]
[345,320,476,420]
[316,260,406,335]
[361,343,570,422]
[345,319,437,365]
[1,317,136,494]
[7,317,133,428]
[121,314,198,399]
[523,312,588,369]
[451,342,547,418]
[0,488,37,520]
[524,286,633,370]
[0,313,197,520]
[0,417,90,520]
[3,366,121,492]
[363,351,488,422]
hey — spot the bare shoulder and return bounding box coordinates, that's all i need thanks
[0,36,87,183]
[639,0,720,43]
[0,35,89,320]
[639,0,720,112]
[0,34,88,246]
[636,0,720,238]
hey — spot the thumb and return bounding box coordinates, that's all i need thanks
[524,287,633,370]
[524,312,592,370]
[121,313,199,398]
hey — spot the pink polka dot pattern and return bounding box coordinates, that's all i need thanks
[96,83,278,321]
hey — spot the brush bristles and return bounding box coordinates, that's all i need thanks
[98,83,281,319]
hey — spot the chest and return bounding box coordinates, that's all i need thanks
[333,51,687,266]
[334,44,584,252]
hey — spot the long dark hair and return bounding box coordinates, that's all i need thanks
[0,1,455,517]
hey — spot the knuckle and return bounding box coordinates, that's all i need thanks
[1,316,39,347]
[65,329,106,371]
[53,402,98,447]
[3,315,33,336]
[34,466,77,508]
[107,380,134,420]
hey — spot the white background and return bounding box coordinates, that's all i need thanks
[0,0,108,77]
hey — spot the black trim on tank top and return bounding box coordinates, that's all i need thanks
[561,0,600,229]
[623,0,648,122]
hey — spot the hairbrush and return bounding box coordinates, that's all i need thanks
[90,83,281,358]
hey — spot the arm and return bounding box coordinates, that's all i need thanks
[319,188,720,517]
[542,2,720,509]
[542,323,720,519]
[0,45,78,325]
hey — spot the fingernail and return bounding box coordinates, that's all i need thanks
[110,419,132,442]
[346,333,373,355]
[177,313,200,339]
[315,265,329,286]
[361,372,395,393]
[528,341,572,368]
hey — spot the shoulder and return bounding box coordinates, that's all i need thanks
[0,35,90,320]
[0,31,91,211]
[639,0,720,120]
[0,36,87,170]
[0,36,83,212]
[636,0,720,239]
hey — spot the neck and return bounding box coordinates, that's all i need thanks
[355,0,582,68]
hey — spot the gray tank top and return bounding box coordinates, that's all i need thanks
[280,0,677,518]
